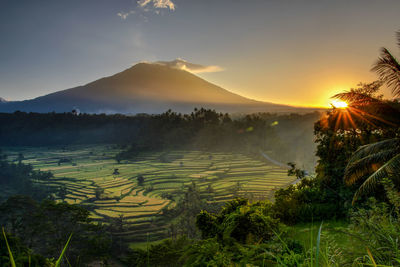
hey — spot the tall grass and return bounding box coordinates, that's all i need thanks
[1,227,73,267]
[315,222,322,267]
[55,233,73,267]
[2,227,16,267]
[272,222,346,266]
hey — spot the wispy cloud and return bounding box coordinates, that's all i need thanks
[117,10,136,20]
[117,0,175,20]
[155,59,224,73]
[138,0,175,11]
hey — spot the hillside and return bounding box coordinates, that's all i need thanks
[0,63,319,114]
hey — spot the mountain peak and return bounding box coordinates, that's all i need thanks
[0,97,7,103]
[0,62,317,114]
[128,59,223,74]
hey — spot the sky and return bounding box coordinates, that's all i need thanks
[0,0,399,107]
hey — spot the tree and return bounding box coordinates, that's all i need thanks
[137,175,145,186]
[372,31,400,98]
[287,162,306,180]
[344,138,400,204]
[332,87,400,204]
[58,185,68,202]
[0,148,5,160]
[17,153,24,164]
[0,159,53,202]
[315,79,400,208]
[196,198,283,244]
[340,31,400,204]
[0,196,112,265]
[95,187,104,199]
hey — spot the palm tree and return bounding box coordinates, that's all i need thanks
[340,31,400,204]
[344,138,400,204]
[371,31,400,98]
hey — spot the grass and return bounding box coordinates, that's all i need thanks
[2,227,16,267]
[290,220,352,251]
[2,226,72,267]
[129,239,168,250]
[288,220,379,266]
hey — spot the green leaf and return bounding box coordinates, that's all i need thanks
[372,47,400,97]
[316,222,323,267]
[353,153,400,204]
[366,247,377,267]
[345,148,398,185]
[55,233,73,267]
[347,138,400,166]
[2,227,16,267]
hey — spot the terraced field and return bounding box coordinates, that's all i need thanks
[3,145,294,244]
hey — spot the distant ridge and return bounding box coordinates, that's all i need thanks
[0,97,7,103]
[0,63,322,114]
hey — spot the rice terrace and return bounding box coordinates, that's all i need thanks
[2,145,291,245]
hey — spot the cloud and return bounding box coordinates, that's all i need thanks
[117,0,175,20]
[117,10,136,20]
[155,59,224,73]
[138,0,175,11]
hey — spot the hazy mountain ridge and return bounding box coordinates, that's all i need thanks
[0,63,321,114]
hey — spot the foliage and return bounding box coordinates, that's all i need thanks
[372,31,400,98]
[165,181,215,239]
[0,196,112,265]
[271,81,400,224]
[273,178,346,224]
[196,198,284,244]
[1,228,47,266]
[344,138,400,204]
[349,196,400,266]
[123,237,193,267]
[287,162,306,180]
[0,159,54,202]
[137,175,145,186]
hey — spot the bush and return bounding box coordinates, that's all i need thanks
[196,198,285,244]
[273,178,349,224]
[349,197,400,265]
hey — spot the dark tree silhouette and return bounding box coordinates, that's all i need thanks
[137,175,145,186]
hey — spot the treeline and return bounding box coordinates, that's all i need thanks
[0,109,320,169]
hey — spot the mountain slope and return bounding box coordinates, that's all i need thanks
[0,63,315,114]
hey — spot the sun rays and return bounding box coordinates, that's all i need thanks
[328,102,396,131]
[330,100,348,109]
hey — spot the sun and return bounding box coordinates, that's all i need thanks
[330,100,348,109]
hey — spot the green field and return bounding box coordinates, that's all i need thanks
[3,145,294,244]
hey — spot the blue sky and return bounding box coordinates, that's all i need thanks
[1,0,400,106]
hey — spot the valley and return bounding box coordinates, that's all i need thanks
[2,145,292,245]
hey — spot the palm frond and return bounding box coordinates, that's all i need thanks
[352,153,400,205]
[371,48,400,98]
[332,91,380,106]
[347,138,400,166]
[344,148,398,185]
